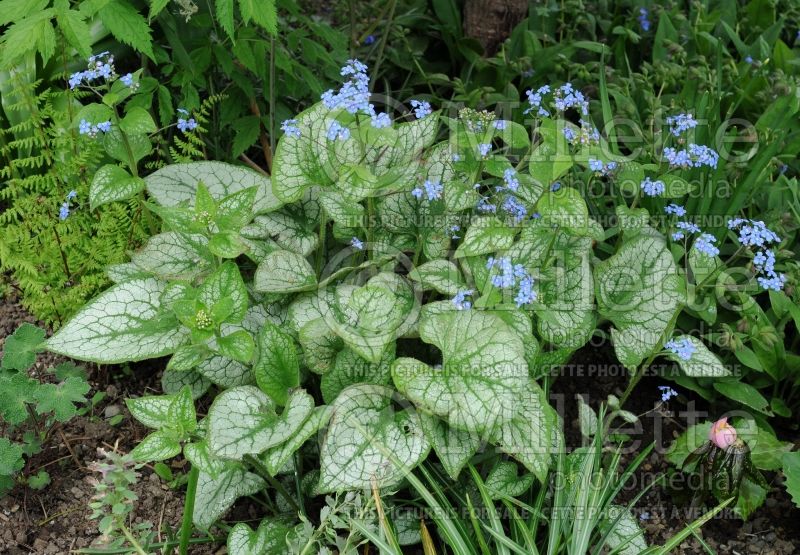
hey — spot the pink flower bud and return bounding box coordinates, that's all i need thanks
[709,417,737,449]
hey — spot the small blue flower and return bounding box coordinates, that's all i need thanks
[727,218,780,247]
[78,119,92,135]
[412,180,443,201]
[658,385,678,402]
[59,202,70,220]
[640,511,651,521]
[451,289,474,310]
[326,121,350,141]
[640,177,666,197]
[177,110,198,133]
[66,190,77,200]
[638,7,651,32]
[758,273,786,291]
[665,204,686,216]
[364,35,376,45]
[410,99,432,119]
[694,233,719,257]
[502,168,519,192]
[450,224,461,239]
[476,197,496,213]
[96,121,112,133]
[665,113,698,137]
[745,55,754,64]
[477,143,492,157]
[665,338,695,361]
[502,196,527,222]
[371,111,391,129]
[550,182,561,192]
[68,71,84,89]
[562,127,577,142]
[351,237,364,250]
[120,73,134,87]
[281,119,301,138]
[588,158,604,172]
[524,85,551,116]
[514,273,537,307]
[452,153,461,162]
[553,82,589,115]
[493,120,507,130]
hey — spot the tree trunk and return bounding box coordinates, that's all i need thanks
[463,0,528,55]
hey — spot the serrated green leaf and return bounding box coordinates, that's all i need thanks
[595,235,683,369]
[207,387,314,459]
[215,0,235,40]
[55,7,92,58]
[47,278,190,363]
[98,0,154,60]
[1,323,45,370]
[782,451,800,508]
[318,384,429,492]
[90,164,145,209]
[33,376,89,422]
[0,373,38,424]
[0,438,24,476]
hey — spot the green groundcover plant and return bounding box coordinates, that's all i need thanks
[44,59,797,551]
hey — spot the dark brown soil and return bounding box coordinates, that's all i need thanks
[553,343,800,554]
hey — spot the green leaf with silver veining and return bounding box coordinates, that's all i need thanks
[207,387,314,459]
[318,384,429,492]
[46,278,189,364]
[254,250,317,293]
[392,310,528,434]
[595,235,683,369]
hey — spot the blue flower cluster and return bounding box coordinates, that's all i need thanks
[477,143,492,157]
[637,7,651,32]
[664,203,686,216]
[79,119,112,137]
[640,177,665,197]
[410,99,432,119]
[486,257,537,307]
[553,83,589,115]
[588,158,617,175]
[350,237,364,250]
[501,168,519,192]
[326,121,350,141]
[665,113,697,137]
[524,85,551,116]
[563,120,600,146]
[411,180,443,201]
[694,233,720,257]
[476,196,497,213]
[281,119,301,138]
[322,59,370,113]
[59,190,77,221]
[493,120,507,130]
[663,144,719,169]
[69,52,115,89]
[658,385,678,402]
[451,289,474,310]
[371,111,391,128]
[502,196,527,222]
[665,338,695,361]
[177,109,198,133]
[728,218,785,290]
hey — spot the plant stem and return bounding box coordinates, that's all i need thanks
[178,465,199,555]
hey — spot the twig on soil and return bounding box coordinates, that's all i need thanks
[57,426,85,470]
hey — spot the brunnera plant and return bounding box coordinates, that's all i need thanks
[44,59,781,547]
